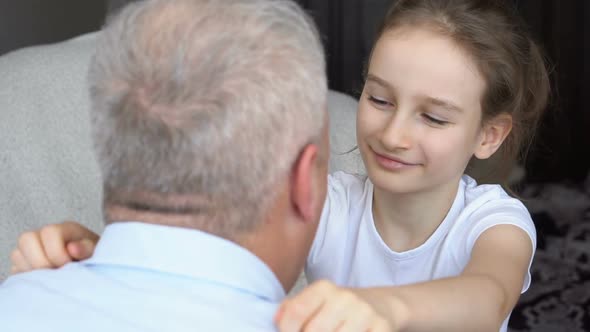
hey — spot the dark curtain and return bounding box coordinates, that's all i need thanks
[296,0,390,96]
[0,0,106,55]
[297,0,589,184]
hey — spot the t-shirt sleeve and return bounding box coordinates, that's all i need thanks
[307,172,347,266]
[305,172,361,282]
[462,200,537,293]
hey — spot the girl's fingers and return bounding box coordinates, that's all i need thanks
[10,221,100,275]
[300,295,348,331]
[276,280,335,332]
[17,231,53,270]
[303,289,373,332]
[368,318,390,332]
[66,238,96,261]
[39,224,74,267]
[277,280,390,332]
[10,248,31,274]
[332,302,374,332]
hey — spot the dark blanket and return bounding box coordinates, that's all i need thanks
[510,178,590,331]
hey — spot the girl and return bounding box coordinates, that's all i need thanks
[10,0,549,331]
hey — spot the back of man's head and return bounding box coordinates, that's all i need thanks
[89,0,327,237]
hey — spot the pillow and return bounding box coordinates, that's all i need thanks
[0,33,103,280]
[327,90,365,176]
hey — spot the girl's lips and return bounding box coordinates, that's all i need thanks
[373,151,419,171]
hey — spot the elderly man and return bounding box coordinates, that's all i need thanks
[0,0,330,330]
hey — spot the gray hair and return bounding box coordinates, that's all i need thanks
[89,0,327,235]
[107,0,139,14]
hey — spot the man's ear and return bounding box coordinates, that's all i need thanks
[474,113,513,160]
[290,144,319,222]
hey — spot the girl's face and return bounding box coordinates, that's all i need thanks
[357,26,487,195]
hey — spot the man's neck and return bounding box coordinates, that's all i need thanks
[235,210,308,295]
[106,202,301,294]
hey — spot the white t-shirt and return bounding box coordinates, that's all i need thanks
[306,172,536,332]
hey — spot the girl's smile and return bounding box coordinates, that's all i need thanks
[371,147,422,171]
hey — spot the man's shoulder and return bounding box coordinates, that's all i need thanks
[0,263,93,301]
[0,265,111,330]
[2,263,81,285]
[0,262,281,332]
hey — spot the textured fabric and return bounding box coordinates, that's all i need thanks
[0,33,104,280]
[326,91,364,175]
[509,178,590,332]
[0,222,284,331]
[306,171,537,332]
[0,31,362,280]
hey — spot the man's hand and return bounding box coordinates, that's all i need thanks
[10,221,99,274]
[275,280,398,332]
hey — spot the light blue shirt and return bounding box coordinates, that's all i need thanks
[0,222,285,331]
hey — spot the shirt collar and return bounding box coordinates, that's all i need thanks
[83,221,286,302]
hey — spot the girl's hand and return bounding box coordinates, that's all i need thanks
[10,221,99,274]
[275,280,396,332]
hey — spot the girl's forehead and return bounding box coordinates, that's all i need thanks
[368,27,486,109]
[372,27,481,76]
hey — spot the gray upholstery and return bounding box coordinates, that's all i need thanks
[0,33,363,280]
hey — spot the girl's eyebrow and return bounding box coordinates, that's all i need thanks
[366,73,463,113]
[423,96,464,113]
[365,73,395,90]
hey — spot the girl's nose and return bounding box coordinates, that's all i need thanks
[380,113,413,151]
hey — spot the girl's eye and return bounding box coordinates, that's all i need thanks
[422,113,449,126]
[368,95,393,107]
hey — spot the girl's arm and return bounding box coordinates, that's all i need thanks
[275,224,533,332]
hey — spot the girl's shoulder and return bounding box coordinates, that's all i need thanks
[452,175,535,256]
[327,171,369,203]
[460,174,528,215]
[307,172,370,271]
[453,175,536,293]
[328,171,367,187]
